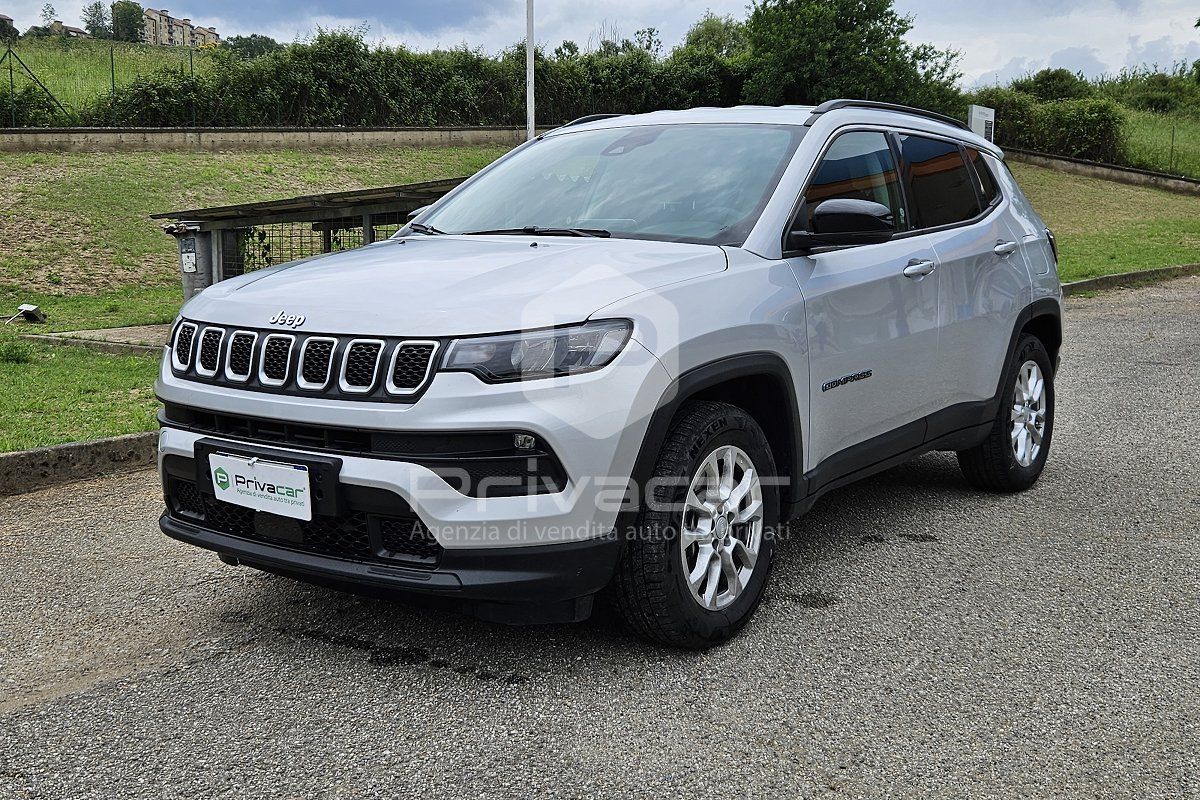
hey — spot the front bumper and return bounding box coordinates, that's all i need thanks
[155,336,673,621]
[159,511,621,623]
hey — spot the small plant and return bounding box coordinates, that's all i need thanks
[0,339,35,365]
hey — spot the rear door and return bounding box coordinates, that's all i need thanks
[895,133,1028,418]
[786,130,940,473]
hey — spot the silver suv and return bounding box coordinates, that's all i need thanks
[157,100,1062,648]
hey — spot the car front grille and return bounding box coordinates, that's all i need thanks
[196,328,224,375]
[167,476,441,566]
[169,321,439,402]
[172,322,197,368]
[342,341,383,391]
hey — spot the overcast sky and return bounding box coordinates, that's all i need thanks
[9,0,1200,85]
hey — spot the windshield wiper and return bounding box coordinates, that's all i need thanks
[408,222,446,235]
[461,226,611,238]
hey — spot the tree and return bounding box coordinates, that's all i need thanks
[81,1,112,38]
[632,27,661,57]
[223,33,284,58]
[741,0,961,113]
[40,3,56,26]
[552,40,579,60]
[681,12,748,59]
[1011,68,1092,101]
[111,0,142,42]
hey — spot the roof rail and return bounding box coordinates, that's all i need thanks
[561,113,625,128]
[805,99,969,131]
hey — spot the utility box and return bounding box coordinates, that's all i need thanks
[968,105,995,142]
[163,221,214,299]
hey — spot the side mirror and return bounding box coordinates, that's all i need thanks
[787,198,896,252]
[406,205,431,222]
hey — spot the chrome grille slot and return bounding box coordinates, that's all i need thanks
[224,331,257,382]
[168,320,439,402]
[298,337,337,390]
[195,327,225,377]
[172,322,197,370]
[339,339,384,393]
[259,334,294,386]
[386,341,439,395]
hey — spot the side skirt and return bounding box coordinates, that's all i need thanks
[784,400,994,520]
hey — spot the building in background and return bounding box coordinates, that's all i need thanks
[141,8,220,47]
[49,20,90,37]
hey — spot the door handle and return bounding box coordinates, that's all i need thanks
[902,259,937,279]
[994,240,1018,257]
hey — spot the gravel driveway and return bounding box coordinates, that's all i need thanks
[2,278,1198,799]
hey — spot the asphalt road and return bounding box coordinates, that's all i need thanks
[2,278,1198,799]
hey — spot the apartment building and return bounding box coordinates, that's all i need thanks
[141,8,220,47]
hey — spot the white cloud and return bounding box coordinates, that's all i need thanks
[901,0,1200,83]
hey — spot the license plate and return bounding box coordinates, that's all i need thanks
[209,453,313,521]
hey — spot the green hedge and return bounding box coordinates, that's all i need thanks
[968,88,1126,163]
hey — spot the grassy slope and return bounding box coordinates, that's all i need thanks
[0,145,509,331]
[9,37,214,111]
[1010,162,1200,282]
[1122,110,1200,179]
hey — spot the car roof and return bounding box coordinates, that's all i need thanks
[547,103,1003,158]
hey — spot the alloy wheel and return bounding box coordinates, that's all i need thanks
[679,445,764,611]
[1011,359,1047,467]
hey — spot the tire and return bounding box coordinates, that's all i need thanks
[957,333,1055,492]
[611,401,779,649]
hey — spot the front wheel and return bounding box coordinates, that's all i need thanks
[957,333,1055,492]
[611,401,779,649]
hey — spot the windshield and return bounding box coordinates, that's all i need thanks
[420,123,806,246]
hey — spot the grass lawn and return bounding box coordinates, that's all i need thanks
[0,144,509,331]
[9,37,216,114]
[1010,162,1200,282]
[1122,110,1200,180]
[0,333,160,452]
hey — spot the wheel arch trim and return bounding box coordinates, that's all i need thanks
[621,352,805,529]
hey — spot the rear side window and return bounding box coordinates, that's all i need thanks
[803,131,903,231]
[898,134,981,228]
[964,147,1001,207]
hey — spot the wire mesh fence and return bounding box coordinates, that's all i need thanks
[2,37,215,125]
[219,214,408,279]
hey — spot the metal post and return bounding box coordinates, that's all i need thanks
[6,43,14,128]
[362,214,375,245]
[525,0,535,141]
[1170,122,1176,174]
[110,44,116,125]
[189,48,196,127]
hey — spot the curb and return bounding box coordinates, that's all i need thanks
[0,432,158,497]
[1062,263,1200,296]
[19,334,160,357]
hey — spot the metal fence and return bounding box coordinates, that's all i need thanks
[219,213,409,278]
[1,37,209,126]
[154,179,464,297]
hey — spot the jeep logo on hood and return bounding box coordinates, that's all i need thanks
[269,311,306,328]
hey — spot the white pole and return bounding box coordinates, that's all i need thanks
[525,0,535,141]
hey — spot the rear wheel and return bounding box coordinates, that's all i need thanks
[957,334,1055,492]
[611,401,778,648]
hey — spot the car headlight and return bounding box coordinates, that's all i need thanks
[442,320,632,382]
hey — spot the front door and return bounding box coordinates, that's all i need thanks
[786,130,940,474]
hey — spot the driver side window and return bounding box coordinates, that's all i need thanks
[804,131,904,230]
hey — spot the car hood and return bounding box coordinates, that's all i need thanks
[182,235,726,337]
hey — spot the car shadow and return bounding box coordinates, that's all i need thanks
[204,451,985,671]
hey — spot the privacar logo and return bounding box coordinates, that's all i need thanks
[214,467,230,490]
